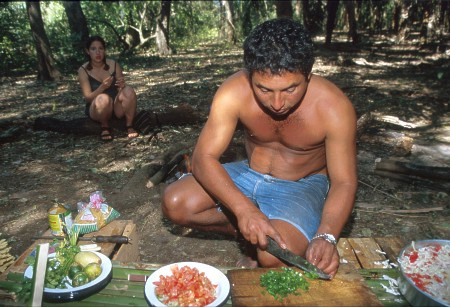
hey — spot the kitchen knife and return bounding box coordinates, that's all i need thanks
[266,236,331,280]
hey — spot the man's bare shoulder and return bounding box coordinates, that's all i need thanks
[308,75,356,130]
[219,70,250,90]
[213,70,253,105]
[308,75,353,109]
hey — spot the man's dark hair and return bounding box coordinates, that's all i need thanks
[243,18,315,77]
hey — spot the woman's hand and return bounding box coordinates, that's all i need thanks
[115,77,125,89]
[101,75,114,90]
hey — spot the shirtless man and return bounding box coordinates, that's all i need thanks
[162,18,357,278]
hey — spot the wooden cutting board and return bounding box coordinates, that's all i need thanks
[227,264,383,306]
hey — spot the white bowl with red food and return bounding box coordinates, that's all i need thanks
[397,239,449,307]
[144,262,230,307]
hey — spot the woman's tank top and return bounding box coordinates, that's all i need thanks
[82,61,118,100]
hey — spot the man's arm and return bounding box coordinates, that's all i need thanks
[306,84,358,277]
[191,71,286,248]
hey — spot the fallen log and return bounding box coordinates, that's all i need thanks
[374,170,449,191]
[375,159,450,181]
[380,207,444,214]
[146,150,188,188]
[360,131,413,156]
[33,104,202,136]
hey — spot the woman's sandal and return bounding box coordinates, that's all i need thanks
[100,127,113,141]
[126,126,139,139]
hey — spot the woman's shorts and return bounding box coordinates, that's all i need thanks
[223,160,329,241]
[84,95,118,119]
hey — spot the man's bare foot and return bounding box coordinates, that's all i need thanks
[236,236,258,268]
[236,255,258,268]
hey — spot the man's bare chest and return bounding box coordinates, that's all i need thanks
[242,113,325,151]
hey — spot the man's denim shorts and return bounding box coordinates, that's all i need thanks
[223,160,329,241]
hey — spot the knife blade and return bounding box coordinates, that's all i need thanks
[266,236,331,280]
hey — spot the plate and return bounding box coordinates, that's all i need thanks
[397,240,449,307]
[24,251,112,302]
[144,262,230,307]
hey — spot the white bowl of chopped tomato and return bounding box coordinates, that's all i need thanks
[397,240,449,307]
[144,262,230,307]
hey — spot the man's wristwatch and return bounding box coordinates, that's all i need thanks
[311,233,337,246]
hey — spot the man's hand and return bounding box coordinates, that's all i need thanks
[305,239,339,278]
[236,207,286,249]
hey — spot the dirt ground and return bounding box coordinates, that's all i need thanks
[0,33,449,268]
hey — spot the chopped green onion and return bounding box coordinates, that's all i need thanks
[260,267,317,301]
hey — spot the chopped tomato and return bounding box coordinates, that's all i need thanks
[153,265,217,306]
[408,251,419,263]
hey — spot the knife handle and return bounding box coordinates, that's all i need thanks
[93,235,130,244]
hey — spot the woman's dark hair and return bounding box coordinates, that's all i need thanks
[243,18,314,77]
[85,36,109,71]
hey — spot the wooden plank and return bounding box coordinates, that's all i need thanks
[374,237,406,265]
[112,222,140,262]
[228,265,383,306]
[347,238,388,269]
[82,220,128,257]
[337,238,361,269]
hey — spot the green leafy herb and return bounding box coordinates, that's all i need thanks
[260,267,317,301]
[46,228,80,288]
[28,227,81,290]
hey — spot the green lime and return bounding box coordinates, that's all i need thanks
[83,262,102,281]
[68,263,83,280]
[72,272,89,287]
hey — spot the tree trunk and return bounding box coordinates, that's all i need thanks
[438,0,448,32]
[325,0,339,46]
[294,0,302,18]
[275,0,293,18]
[373,2,383,34]
[222,0,237,44]
[301,0,312,31]
[242,0,252,37]
[393,0,402,33]
[26,1,61,81]
[343,1,358,44]
[419,1,438,45]
[155,0,172,56]
[62,1,89,52]
[396,0,413,43]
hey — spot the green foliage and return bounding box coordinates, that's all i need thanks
[40,2,79,69]
[171,1,221,48]
[0,2,35,75]
[0,0,445,78]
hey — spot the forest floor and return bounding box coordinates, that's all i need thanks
[0,32,449,268]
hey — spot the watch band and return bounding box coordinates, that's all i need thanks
[311,233,337,246]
